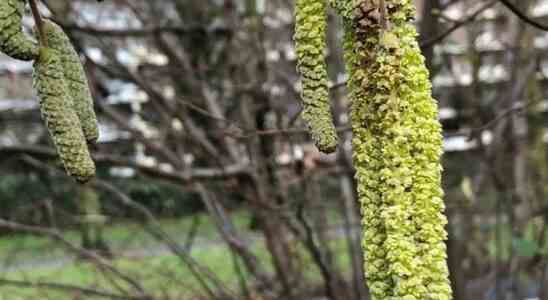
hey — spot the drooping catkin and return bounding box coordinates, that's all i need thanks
[33,47,96,183]
[42,20,99,143]
[294,0,338,153]
[331,0,452,299]
[0,0,38,60]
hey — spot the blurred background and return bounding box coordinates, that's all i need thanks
[1,0,548,299]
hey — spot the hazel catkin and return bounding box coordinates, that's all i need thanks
[333,0,452,299]
[33,47,96,183]
[294,0,338,153]
[0,0,38,61]
[42,20,99,143]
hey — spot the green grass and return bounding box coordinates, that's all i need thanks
[1,245,268,299]
[0,210,255,299]
[0,209,353,299]
[1,236,352,300]
[0,210,253,263]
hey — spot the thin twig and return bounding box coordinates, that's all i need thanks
[29,0,47,47]
[0,279,147,300]
[0,218,149,296]
[498,0,548,31]
[421,0,498,48]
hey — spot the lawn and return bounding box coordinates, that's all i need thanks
[0,210,351,299]
[0,210,253,265]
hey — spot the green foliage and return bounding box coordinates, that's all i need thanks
[0,173,50,219]
[294,0,338,153]
[33,47,95,183]
[110,178,204,217]
[42,20,99,143]
[0,173,207,225]
[514,237,539,258]
[0,0,38,61]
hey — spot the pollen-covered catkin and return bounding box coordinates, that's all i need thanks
[42,20,99,143]
[0,0,38,60]
[33,47,96,182]
[333,0,452,299]
[294,0,338,153]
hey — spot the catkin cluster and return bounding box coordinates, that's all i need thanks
[33,47,96,182]
[0,1,98,183]
[295,0,453,299]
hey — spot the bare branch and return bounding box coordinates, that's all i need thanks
[498,0,548,31]
[0,145,250,183]
[421,1,498,48]
[0,219,149,296]
[0,279,147,300]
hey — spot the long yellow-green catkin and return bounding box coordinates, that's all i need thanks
[33,47,96,183]
[334,0,452,299]
[294,0,338,153]
[42,20,99,143]
[0,0,38,60]
[341,10,392,299]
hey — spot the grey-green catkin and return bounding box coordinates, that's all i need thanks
[0,0,38,60]
[42,20,99,143]
[33,47,96,182]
